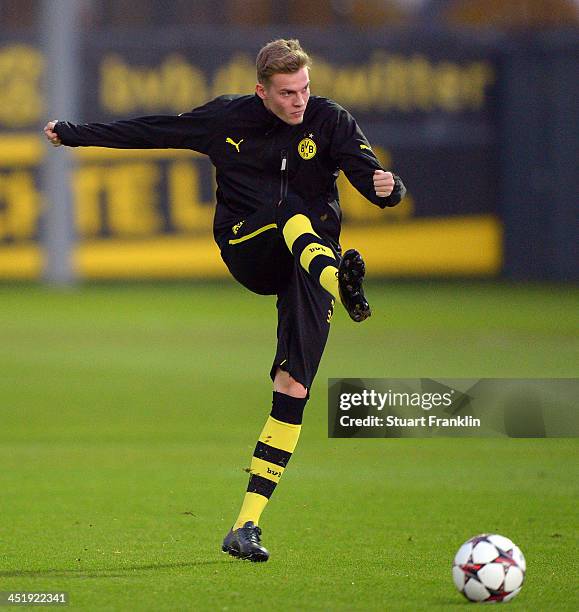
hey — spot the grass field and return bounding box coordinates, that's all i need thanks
[0,281,578,611]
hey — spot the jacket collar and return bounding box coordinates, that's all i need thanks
[253,93,301,133]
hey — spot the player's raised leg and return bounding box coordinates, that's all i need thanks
[277,197,370,322]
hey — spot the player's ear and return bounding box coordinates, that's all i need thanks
[255,82,267,100]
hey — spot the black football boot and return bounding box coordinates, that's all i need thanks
[338,249,371,322]
[222,521,270,562]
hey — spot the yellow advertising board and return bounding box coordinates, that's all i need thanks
[0,38,502,280]
[0,135,501,279]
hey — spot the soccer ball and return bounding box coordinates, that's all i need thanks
[452,534,526,603]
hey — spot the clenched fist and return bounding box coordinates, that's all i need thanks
[373,170,395,198]
[43,120,62,146]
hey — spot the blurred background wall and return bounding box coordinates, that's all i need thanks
[0,0,577,281]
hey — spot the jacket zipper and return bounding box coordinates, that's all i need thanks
[279,149,288,204]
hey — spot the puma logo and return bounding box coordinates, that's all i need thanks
[232,220,245,235]
[360,144,371,150]
[226,137,244,152]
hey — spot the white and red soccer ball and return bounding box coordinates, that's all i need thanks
[453,534,526,603]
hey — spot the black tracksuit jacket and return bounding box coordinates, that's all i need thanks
[55,94,406,248]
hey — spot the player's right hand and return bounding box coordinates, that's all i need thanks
[43,120,62,146]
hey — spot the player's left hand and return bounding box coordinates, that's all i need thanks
[43,120,62,147]
[373,170,395,198]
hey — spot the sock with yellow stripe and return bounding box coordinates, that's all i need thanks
[281,213,340,301]
[233,391,307,529]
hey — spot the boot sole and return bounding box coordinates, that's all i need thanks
[338,249,371,322]
[222,545,269,562]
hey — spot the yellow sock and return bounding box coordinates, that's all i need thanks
[234,492,269,529]
[319,265,340,302]
[282,214,340,300]
[233,412,302,528]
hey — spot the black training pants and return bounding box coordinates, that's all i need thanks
[220,195,341,389]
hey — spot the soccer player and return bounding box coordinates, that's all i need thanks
[44,39,406,562]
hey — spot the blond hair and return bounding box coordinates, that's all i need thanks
[256,39,312,84]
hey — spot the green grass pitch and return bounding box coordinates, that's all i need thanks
[0,281,577,611]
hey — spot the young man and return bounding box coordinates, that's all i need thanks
[44,39,406,562]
